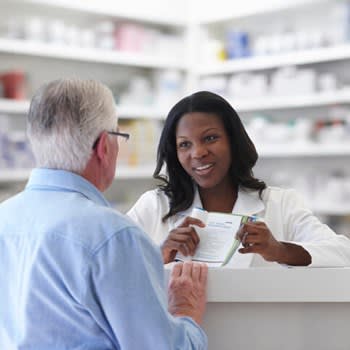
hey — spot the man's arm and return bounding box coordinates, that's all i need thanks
[83,227,208,349]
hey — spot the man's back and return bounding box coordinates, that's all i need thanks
[0,169,207,349]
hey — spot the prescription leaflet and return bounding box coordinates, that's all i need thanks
[176,207,257,266]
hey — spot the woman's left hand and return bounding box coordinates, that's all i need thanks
[236,221,312,265]
[236,221,284,262]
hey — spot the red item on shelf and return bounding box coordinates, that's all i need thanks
[0,70,26,100]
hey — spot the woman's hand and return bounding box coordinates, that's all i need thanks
[161,217,205,264]
[236,221,284,262]
[236,221,311,265]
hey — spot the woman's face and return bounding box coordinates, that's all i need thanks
[175,112,232,191]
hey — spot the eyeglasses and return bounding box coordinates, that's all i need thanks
[92,131,130,149]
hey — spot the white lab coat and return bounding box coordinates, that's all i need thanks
[127,186,350,267]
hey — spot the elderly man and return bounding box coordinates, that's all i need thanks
[0,79,208,349]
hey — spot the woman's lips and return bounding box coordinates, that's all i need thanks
[193,163,214,175]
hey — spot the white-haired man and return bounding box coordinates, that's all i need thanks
[0,79,208,349]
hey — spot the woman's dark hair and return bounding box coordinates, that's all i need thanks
[154,91,266,221]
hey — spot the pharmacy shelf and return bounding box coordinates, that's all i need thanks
[0,98,167,119]
[0,166,154,183]
[7,89,347,116]
[257,144,350,158]
[198,0,324,25]
[234,89,350,112]
[197,44,350,75]
[0,38,186,70]
[22,0,185,27]
[0,99,29,114]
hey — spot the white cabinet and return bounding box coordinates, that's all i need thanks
[193,0,350,232]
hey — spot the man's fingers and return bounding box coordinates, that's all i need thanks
[199,263,208,284]
[182,261,193,276]
[171,262,183,278]
[191,262,201,281]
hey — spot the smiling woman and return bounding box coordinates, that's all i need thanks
[127,91,350,268]
[175,112,232,196]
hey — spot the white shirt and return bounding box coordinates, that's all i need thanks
[127,186,350,267]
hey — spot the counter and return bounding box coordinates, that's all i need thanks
[167,267,350,350]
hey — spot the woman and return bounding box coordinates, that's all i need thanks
[127,91,350,267]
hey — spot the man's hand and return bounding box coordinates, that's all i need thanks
[161,217,204,264]
[168,261,208,325]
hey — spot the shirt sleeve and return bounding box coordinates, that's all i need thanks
[81,226,207,349]
[281,188,350,267]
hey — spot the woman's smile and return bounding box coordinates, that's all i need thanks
[193,163,214,175]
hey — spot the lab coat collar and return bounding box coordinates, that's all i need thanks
[233,187,265,216]
[189,186,265,216]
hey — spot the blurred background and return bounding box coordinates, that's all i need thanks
[1,0,350,235]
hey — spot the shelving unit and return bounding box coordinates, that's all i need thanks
[0,166,155,183]
[0,0,191,211]
[232,89,350,111]
[256,143,350,158]
[193,0,350,224]
[197,44,350,75]
[0,38,186,70]
[0,98,168,119]
[22,0,186,27]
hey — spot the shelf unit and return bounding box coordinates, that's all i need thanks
[194,0,350,221]
[0,166,155,183]
[197,44,350,75]
[256,143,350,158]
[6,90,350,115]
[0,98,168,119]
[0,0,191,212]
[0,38,187,70]
[232,89,350,112]
[22,0,186,27]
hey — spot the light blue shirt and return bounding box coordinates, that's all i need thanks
[0,168,207,350]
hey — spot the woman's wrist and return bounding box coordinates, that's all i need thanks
[277,242,312,266]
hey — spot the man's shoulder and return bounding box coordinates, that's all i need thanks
[71,199,141,237]
[39,194,144,254]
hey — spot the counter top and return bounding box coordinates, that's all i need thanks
[165,266,350,302]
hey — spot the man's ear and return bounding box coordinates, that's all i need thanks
[95,132,109,165]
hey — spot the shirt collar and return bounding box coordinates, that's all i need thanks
[233,187,265,216]
[190,186,265,216]
[26,168,111,207]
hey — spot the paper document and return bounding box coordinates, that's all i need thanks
[176,207,257,266]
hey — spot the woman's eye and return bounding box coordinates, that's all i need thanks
[205,135,219,142]
[177,141,191,149]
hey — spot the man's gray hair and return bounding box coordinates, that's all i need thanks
[27,79,117,173]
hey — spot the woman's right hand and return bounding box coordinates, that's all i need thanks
[161,216,205,264]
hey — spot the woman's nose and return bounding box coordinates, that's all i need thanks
[191,143,208,158]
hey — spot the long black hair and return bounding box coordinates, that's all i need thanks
[154,91,266,221]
